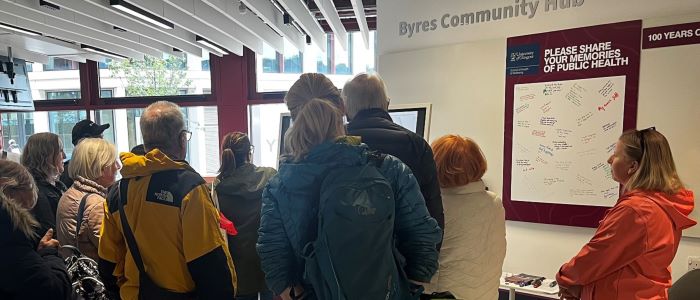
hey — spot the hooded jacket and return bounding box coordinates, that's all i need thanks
[0,193,71,300]
[215,163,277,296]
[557,189,696,300]
[257,139,442,298]
[98,149,237,300]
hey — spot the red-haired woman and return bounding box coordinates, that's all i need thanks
[425,134,506,300]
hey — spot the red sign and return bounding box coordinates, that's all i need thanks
[643,22,700,49]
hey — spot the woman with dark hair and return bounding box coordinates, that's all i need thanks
[0,160,71,299]
[557,128,696,300]
[21,132,67,237]
[215,132,276,300]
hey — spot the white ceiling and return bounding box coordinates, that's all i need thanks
[0,0,370,62]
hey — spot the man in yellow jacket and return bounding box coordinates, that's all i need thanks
[98,101,237,300]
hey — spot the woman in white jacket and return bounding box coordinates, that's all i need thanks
[425,134,506,300]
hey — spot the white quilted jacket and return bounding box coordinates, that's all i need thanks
[424,180,506,300]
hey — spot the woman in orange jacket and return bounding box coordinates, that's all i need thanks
[557,128,696,300]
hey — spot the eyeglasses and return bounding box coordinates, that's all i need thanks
[637,126,655,155]
[181,130,192,141]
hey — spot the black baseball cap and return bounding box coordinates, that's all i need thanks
[71,119,110,145]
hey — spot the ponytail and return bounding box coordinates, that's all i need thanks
[218,132,252,179]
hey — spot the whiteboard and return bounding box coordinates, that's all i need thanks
[511,76,625,207]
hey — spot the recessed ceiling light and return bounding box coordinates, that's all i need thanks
[110,0,174,29]
[0,22,42,36]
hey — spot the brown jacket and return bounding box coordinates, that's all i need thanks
[56,176,107,260]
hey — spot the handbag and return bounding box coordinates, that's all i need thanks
[117,180,196,300]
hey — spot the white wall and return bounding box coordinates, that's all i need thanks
[378,14,700,282]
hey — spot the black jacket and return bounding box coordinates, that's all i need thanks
[215,163,277,296]
[347,109,445,234]
[0,195,71,300]
[30,177,67,237]
[59,160,73,189]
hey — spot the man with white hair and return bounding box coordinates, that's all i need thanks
[343,73,445,246]
[98,101,237,299]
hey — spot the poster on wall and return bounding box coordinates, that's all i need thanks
[503,20,641,227]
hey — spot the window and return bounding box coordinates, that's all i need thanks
[256,31,377,93]
[1,112,35,151]
[94,106,220,177]
[49,110,88,159]
[46,91,80,100]
[44,89,114,100]
[43,57,79,71]
[248,103,289,168]
[28,61,81,101]
[101,52,211,98]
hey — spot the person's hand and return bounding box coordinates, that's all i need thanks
[37,228,60,251]
[558,284,582,300]
[280,285,305,300]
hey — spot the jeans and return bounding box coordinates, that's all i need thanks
[235,290,274,300]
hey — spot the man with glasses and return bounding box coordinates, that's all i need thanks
[98,101,237,299]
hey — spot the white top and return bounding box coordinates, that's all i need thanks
[424,180,507,300]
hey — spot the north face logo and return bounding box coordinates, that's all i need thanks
[154,190,174,203]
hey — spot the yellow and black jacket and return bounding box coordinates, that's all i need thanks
[98,149,237,300]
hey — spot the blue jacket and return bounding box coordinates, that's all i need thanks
[257,139,442,297]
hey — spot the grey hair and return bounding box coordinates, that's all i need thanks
[342,73,389,120]
[140,101,185,154]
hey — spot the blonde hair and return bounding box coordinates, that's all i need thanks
[68,138,118,182]
[431,135,488,188]
[140,101,185,154]
[0,160,39,239]
[284,98,346,162]
[619,129,683,194]
[285,73,343,119]
[342,73,389,120]
[21,132,62,181]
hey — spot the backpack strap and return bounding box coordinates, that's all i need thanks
[74,193,94,247]
[117,179,148,275]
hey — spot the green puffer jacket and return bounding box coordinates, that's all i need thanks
[215,163,277,296]
[257,138,442,299]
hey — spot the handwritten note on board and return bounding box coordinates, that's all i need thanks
[511,76,626,206]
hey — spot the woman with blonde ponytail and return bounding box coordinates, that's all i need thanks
[0,160,71,299]
[257,73,442,300]
[215,132,276,300]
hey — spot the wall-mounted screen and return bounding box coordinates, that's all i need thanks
[277,103,431,166]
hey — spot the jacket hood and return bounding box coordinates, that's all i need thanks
[0,194,39,240]
[625,189,697,230]
[120,149,192,179]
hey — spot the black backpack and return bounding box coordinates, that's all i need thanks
[301,153,407,300]
[63,193,109,300]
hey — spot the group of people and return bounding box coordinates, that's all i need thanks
[0,71,696,300]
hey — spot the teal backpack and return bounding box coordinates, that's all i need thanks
[302,153,406,300]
